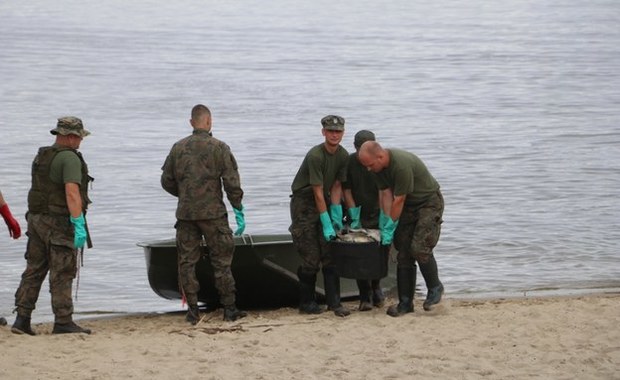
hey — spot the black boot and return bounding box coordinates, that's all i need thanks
[371,279,385,307]
[386,266,415,317]
[323,267,350,317]
[0,316,7,326]
[186,305,201,325]
[11,315,37,336]
[356,280,373,311]
[419,256,444,311]
[52,321,92,335]
[297,267,323,314]
[223,305,247,322]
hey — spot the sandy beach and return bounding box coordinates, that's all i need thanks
[1,293,619,379]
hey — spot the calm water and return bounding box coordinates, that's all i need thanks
[1,0,619,322]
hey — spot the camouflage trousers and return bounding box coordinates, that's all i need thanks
[175,218,236,307]
[393,190,444,267]
[289,191,332,275]
[14,213,77,323]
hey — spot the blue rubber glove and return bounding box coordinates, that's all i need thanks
[348,206,362,229]
[329,204,344,231]
[379,209,390,230]
[381,217,399,246]
[233,206,245,236]
[70,213,87,249]
[319,211,337,241]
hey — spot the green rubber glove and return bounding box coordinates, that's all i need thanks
[70,213,87,249]
[233,206,245,236]
[329,204,344,231]
[379,209,390,230]
[348,206,362,229]
[319,211,337,241]
[380,217,399,246]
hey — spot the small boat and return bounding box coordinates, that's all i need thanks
[138,233,396,309]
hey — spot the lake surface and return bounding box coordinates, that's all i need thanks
[1,0,619,322]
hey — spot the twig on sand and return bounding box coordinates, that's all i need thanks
[194,325,245,334]
[168,324,245,336]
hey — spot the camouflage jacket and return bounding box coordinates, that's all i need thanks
[161,129,243,220]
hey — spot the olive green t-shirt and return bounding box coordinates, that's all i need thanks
[291,143,349,197]
[49,148,82,185]
[374,149,439,206]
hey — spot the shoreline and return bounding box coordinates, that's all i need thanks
[2,292,619,379]
[7,286,620,322]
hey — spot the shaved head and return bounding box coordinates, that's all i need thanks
[191,104,211,121]
[359,141,382,158]
[358,141,388,173]
[190,104,212,130]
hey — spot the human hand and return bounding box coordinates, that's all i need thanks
[319,211,337,241]
[329,204,344,231]
[0,204,21,239]
[379,210,390,230]
[233,206,245,236]
[380,217,398,246]
[70,214,87,248]
[347,206,361,229]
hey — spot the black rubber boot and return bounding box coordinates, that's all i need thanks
[0,316,7,326]
[418,256,444,311]
[297,267,323,314]
[11,315,37,336]
[52,321,92,335]
[186,305,201,325]
[223,305,248,322]
[323,267,350,317]
[386,266,415,317]
[371,279,385,307]
[356,280,373,311]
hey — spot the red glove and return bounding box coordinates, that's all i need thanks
[0,204,21,239]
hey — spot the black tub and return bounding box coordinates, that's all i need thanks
[330,241,389,280]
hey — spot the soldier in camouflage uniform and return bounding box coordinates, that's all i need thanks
[290,115,351,317]
[358,141,445,317]
[161,104,247,324]
[342,130,386,311]
[12,117,93,335]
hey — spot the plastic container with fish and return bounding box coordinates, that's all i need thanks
[329,229,389,280]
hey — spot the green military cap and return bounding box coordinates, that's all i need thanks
[321,115,345,131]
[353,130,375,149]
[50,116,90,137]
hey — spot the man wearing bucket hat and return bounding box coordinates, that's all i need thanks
[342,130,386,311]
[289,115,350,317]
[358,141,445,317]
[12,116,94,335]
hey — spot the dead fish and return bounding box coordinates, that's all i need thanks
[336,228,380,243]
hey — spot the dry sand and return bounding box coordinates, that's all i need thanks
[1,293,619,379]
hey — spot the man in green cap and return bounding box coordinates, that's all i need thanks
[358,140,445,317]
[290,114,350,317]
[12,116,93,335]
[161,104,247,324]
[343,130,386,311]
